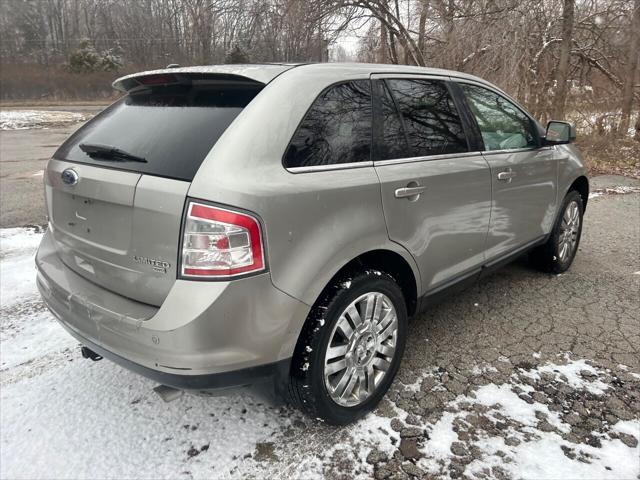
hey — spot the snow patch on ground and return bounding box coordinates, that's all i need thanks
[471,382,567,432]
[0,227,299,478]
[398,367,439,392]
[589,185,640,198]
[424,411,460,461]
[470,364,498,376]
[1,307,77,370]
[0,110,87,130]
[0,226,45,260]
[466,430,639,480]
[1,359,294,479]
[414,358,639,479]
[0,227,76,369]
[535,357,609,395]
[613,420,640,439]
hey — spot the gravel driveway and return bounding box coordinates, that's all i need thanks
[0,114,638,479]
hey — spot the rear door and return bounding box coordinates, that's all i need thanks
[372,75,492,293]
[46,80,262,306]
[457,82,558,260]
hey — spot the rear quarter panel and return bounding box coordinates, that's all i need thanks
[188,67,421,307]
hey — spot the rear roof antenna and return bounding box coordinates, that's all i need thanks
[166,64,180,69]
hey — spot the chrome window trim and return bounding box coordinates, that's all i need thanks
[374,151,483,166]
[481,146,555,156]
[373,145,555,167]
[286,161,374,174]
[370,72,450,81]
[287,146,556,172]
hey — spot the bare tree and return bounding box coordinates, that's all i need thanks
[552,0,575,119]
[0,0,637,143]
[619,0,640,137]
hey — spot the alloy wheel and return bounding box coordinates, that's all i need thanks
[323,292,398,407]
[558,200,580,262]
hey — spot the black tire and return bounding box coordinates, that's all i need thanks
[287,269,407,425]
[530,190,584,274]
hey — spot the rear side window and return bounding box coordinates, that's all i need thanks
[55,85,261,181]
[460,84,537,151]
[385,79,468,158]
[284,80,372,168]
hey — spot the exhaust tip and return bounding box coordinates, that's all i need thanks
[153,384,183,403]
[80,346,103,361]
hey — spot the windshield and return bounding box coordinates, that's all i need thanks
[55,84,262,181]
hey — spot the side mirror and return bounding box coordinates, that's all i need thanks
[544,120,576,145]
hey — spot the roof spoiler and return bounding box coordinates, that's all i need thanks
[112,64,296,93]
[113,72,264,94]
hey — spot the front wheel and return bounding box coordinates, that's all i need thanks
[530,190,584,274]
[287,270,407,425]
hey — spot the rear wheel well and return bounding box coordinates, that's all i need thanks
[569,176,589,211]
[325,250,418,318]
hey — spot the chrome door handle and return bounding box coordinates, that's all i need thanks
[394,185,426,199]
[497,169,516,182]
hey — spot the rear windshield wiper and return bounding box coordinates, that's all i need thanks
[79,143,147,163]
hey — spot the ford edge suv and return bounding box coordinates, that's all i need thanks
[36,63,588,424]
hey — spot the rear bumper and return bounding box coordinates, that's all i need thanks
[36,230,308,389]
[70,328,290,391]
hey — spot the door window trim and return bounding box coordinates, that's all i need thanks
[286,160,374,174]
[374,150,485,167]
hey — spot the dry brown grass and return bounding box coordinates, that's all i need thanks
[0,63,131,102]
[575,136,640,179]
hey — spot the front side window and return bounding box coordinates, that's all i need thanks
[461,84,537,151]
[384,79,468,158]
[284,80,372,168]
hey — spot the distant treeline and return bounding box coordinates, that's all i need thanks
[0,0,638,136]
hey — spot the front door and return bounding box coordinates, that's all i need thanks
[457,82,558,260]
[372,76,492,294]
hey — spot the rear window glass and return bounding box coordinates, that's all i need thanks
[55,85,262,181]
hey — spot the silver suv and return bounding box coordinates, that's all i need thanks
[36,63,588,424]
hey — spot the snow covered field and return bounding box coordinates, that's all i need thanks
[0,110,87,130]
[1,226,639,479]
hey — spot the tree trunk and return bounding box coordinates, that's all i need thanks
[619,0,640,137]
[418,0,428,55]
[387,15,398,64]
[552,0,575,119]
[379,20,388,63]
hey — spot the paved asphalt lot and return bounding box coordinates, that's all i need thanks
[0,112,639,478]
[0,106,104,227]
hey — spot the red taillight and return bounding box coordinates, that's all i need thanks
[180,201,265,279]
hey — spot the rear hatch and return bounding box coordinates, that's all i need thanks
[45,74,264,306]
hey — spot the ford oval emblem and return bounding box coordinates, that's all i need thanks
[61,168,79,186]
